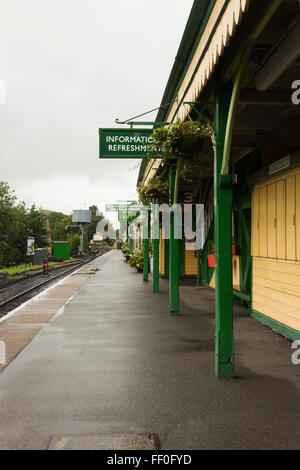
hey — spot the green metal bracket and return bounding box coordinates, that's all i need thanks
[115,102,172,126]
[126,121,169,127]
[183,102,213,125]
[221,40,255,176]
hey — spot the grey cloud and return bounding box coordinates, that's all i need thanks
[0,0,194,213]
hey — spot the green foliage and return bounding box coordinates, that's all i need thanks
[149,120,214,160]
[128,251,144,270]
[48,205,111,254]
[0,182,17,265]
[27,205,49,248]
[121,244,130,255]
[0,261,58,274]
[0,182,115,264]
[0,182,50,267]
[45,210,66,232]
[52,215,72,241]
[67,232,80,254]
[137,175,169,205]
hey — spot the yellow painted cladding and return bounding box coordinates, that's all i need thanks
[252,166,300,332]
[259,186,268,257]
[232,255,240,290]
[276,179,286,260]
[286,175,296,260]
[297,173,300,261]
[252,166,300,261]
[210,256,240,290]
[267,183,276,259]
[252,258,300,332]
[185,249,197,275]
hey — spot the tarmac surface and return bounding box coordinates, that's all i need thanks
[0,249,300,450]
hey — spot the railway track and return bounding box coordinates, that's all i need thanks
[0,254,103,318]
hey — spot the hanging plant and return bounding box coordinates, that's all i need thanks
[137,175,169,205]
[179,155,213,183]
[148,120,214,160]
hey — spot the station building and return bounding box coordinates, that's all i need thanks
[136,0,300,377]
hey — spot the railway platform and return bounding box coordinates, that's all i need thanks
[0,250,300,450]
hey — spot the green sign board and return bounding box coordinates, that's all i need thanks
[105,204,122,212]
[99,128,163,159]
[127,205,150,216]
[106,203,150,223]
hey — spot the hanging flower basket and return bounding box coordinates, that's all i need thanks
[174,134,206,157]
[148,120,214,161]
[137,175,169,205]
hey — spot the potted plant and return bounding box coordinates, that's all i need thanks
[128,251,144,273]
[122,245,131,262]
[137,175,169,205]
[134,253,144,273]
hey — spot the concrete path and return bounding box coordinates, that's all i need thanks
[0,250,299,449]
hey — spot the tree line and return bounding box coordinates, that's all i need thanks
[0,181,115,267]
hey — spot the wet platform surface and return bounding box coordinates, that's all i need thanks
[0,257,102,373]
[0,250,300,450]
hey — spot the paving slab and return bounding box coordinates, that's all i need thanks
[0,250,299,450]
[0,326,41,373]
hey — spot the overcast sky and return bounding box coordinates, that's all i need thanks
[0,0,193,223]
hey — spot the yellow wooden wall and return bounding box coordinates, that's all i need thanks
[159,229,165,276]
[232,255,240,290]
[252,258,300,331]
[252,166,300,332]
[252,168,300,260]
[185,249,197,275]
[133,227,141,250]
[210,255,240,290]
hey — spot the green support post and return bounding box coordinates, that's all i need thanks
[143,211,150,282]
[152,198,159,293]
[169,164,179,314]
[214,80,234,378]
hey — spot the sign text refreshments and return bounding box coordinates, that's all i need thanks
[99,128,163,158]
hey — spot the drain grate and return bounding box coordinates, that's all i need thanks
[48,433,160,450]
